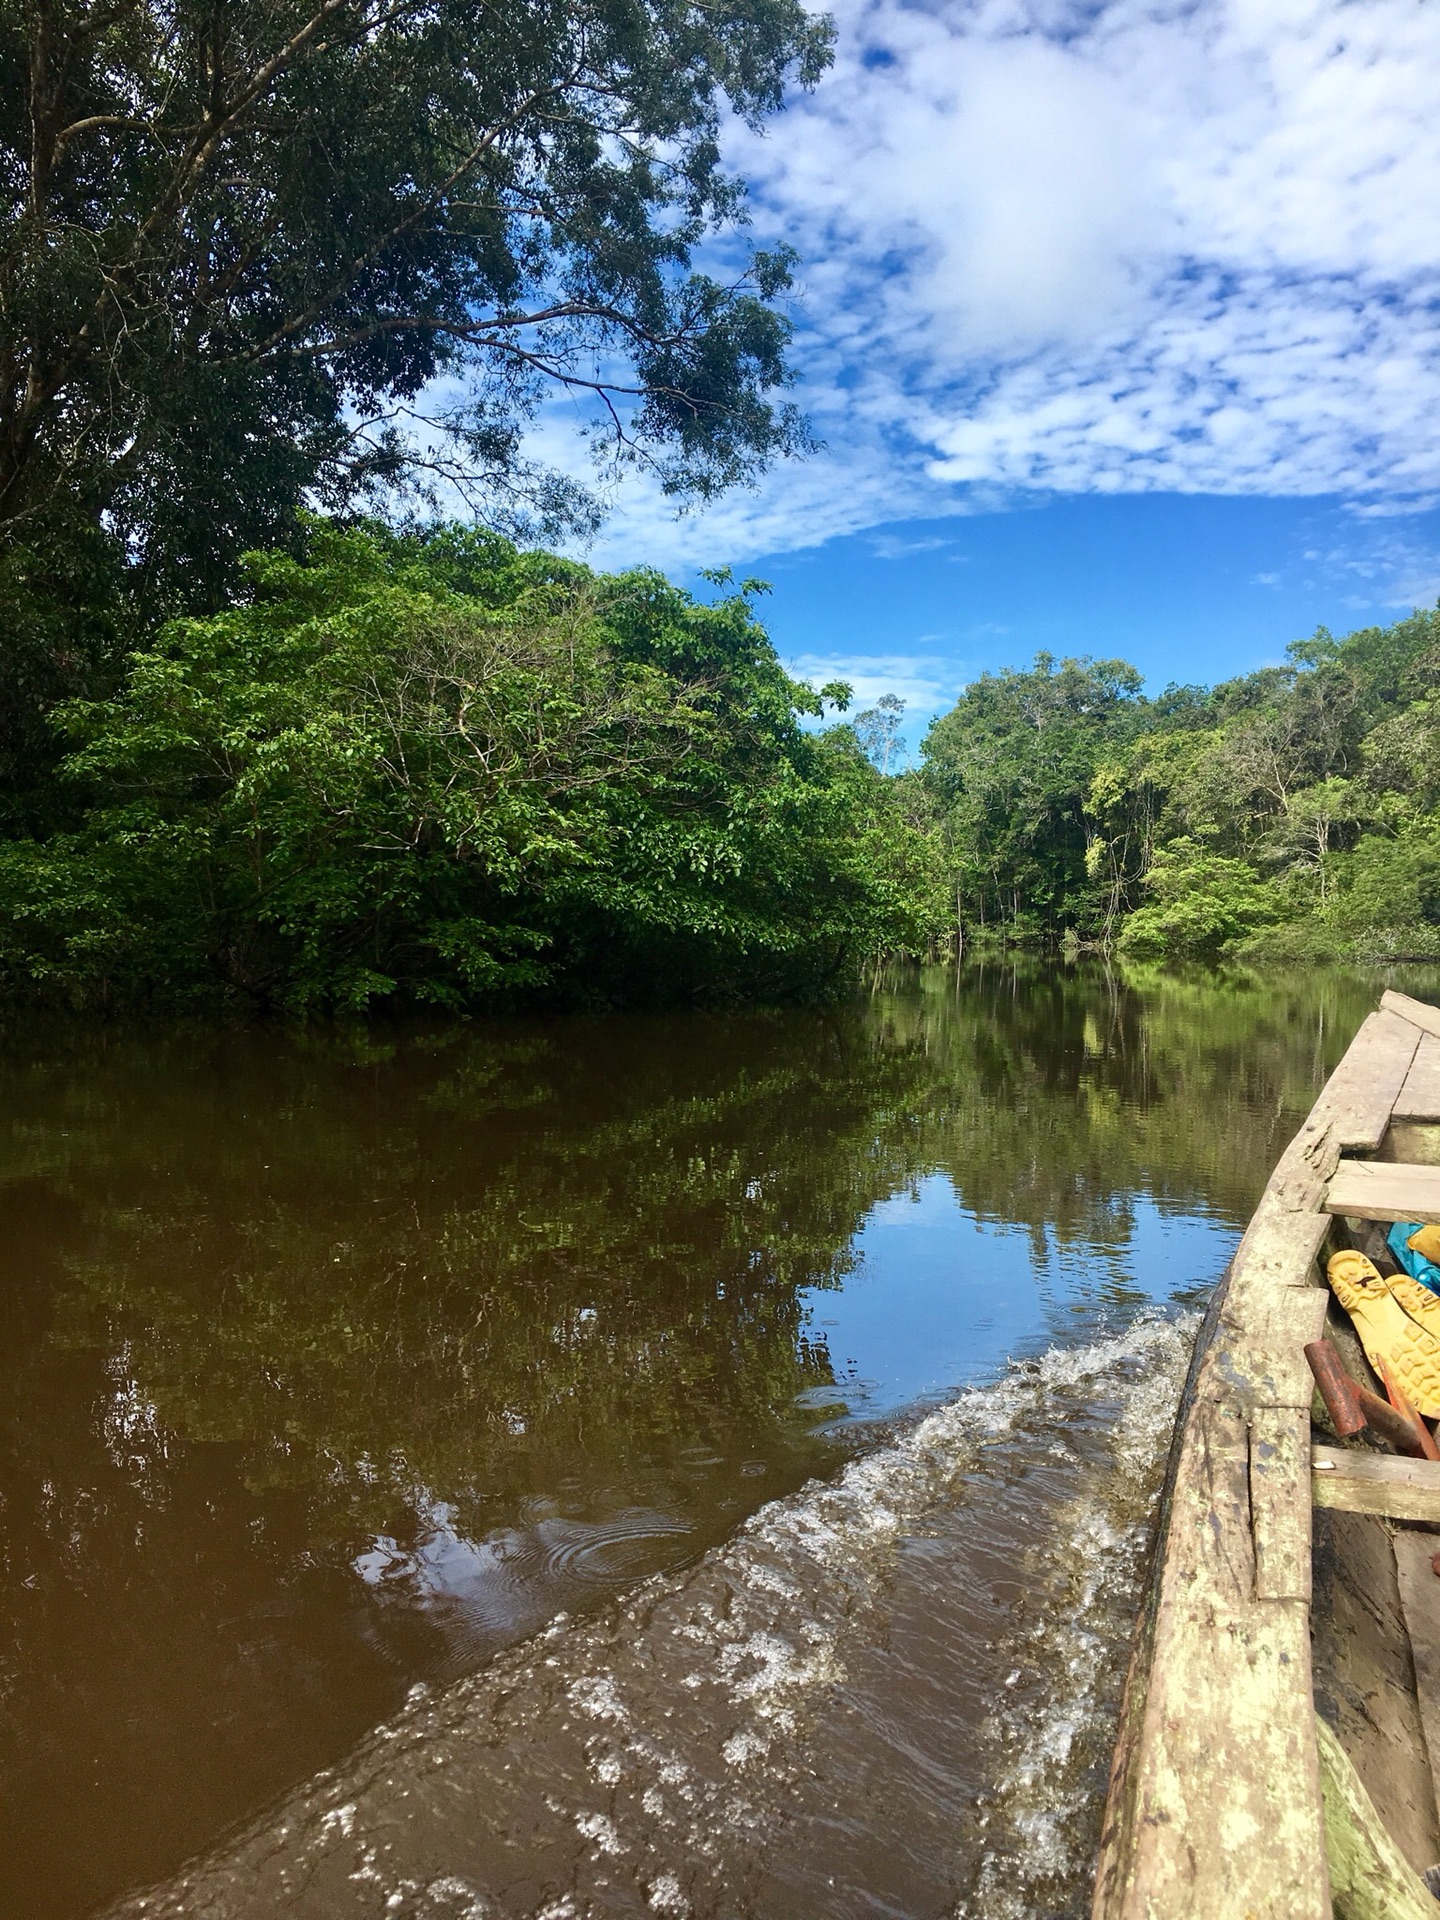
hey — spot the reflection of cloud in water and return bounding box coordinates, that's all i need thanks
[808,1172,1235,1417]
[112,1314,1196,1920]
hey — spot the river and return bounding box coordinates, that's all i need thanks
[4,962,1434,1919]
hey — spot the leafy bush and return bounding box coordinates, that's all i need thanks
[1321,832,1440,932]
[0,524,938,1010]
[1116,840,1284,960]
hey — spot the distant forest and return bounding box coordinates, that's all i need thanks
[2,513,1437,1009]
[917,616,1440,966]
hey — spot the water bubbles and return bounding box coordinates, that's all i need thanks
[646,1872,688,1913]
[106,1313,1198,1920]
[574,1810,627,1856]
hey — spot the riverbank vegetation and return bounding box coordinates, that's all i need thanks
[920,615,1440,963]
[4,514,1440,1004]
[0,523,939,1009]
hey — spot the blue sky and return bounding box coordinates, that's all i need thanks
[685,494,1440,758]
[535,0,1440,757]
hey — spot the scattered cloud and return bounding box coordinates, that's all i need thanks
[866,531,957,561]
[1234,525,1440,612]
[785,651,969,719]
[1309,529,1440,612]
[569,0,1440,570]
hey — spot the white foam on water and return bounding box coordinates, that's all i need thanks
[955,1315,1198,1918]
[108,1310,1199,1920]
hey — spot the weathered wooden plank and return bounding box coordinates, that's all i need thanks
[1215,1277,1330,1410]
[1162,1396,1257,1599]
[1312,1506,1440,1876]
[1092,1395,1329,1918]
[1313,1444,1440,1520]
[1384,989,1440,1041]
[1261,1010,1422,1217]
[1325,1159,1440,1225]
[1395,1034,1440,1121]
[1093,1599,1327,1918]
[1227,1207,1331,1297]
[1315,1712,1438,1920]
[1250,1404,1313,1601]
[1392,1529,1440,1836]
[1317,1009,1426,1151]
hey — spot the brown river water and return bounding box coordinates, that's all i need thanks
[5,962,1437,1920]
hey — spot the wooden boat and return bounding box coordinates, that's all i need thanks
[1093,987,1440,1920]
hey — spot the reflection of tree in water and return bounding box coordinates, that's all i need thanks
[5,962,1440,1920]
[879,959,1440,1252]
[2,1009,952,1919]
[13,962,1440,1543]
[14,1010,949,1548]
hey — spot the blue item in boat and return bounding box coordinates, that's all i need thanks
[1387,1220,1440,1289]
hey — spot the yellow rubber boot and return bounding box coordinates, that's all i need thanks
[1326,1249,1440,1418]
[1408,1224,1440,1268]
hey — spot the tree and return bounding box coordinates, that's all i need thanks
[854,693,905,774]
[1267,778,1365,903]
[0,0,833,766]
[921,653,1143,939]
[1116,839,1282,960]
[0,521,938,1008]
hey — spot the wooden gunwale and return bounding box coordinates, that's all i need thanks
[1091,989,1440,1920]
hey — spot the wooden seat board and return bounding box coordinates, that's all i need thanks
[1324,1159,1440,1225]
[1395,1033,1440,1121]
[1313,1444,1440,1521]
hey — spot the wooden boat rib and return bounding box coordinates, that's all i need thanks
[1093,987,1440,1920]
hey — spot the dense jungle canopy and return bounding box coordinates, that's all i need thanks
[1,0,1437,1006]
[919,617,1440,965]
[3,512,1439,1008]
[0,522,936,1008]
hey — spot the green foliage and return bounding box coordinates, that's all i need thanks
[1116,840,1282,959]
[922,651,1145,939]
[0,0,831,747]
[0,522,938,1010]
[0,514,126,825]
[919,607,1440,962]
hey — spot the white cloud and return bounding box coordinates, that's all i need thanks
[1304,526,1440,612]
[865,531,958,561]
[570,0,1440,570]
[785,650,969,718]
